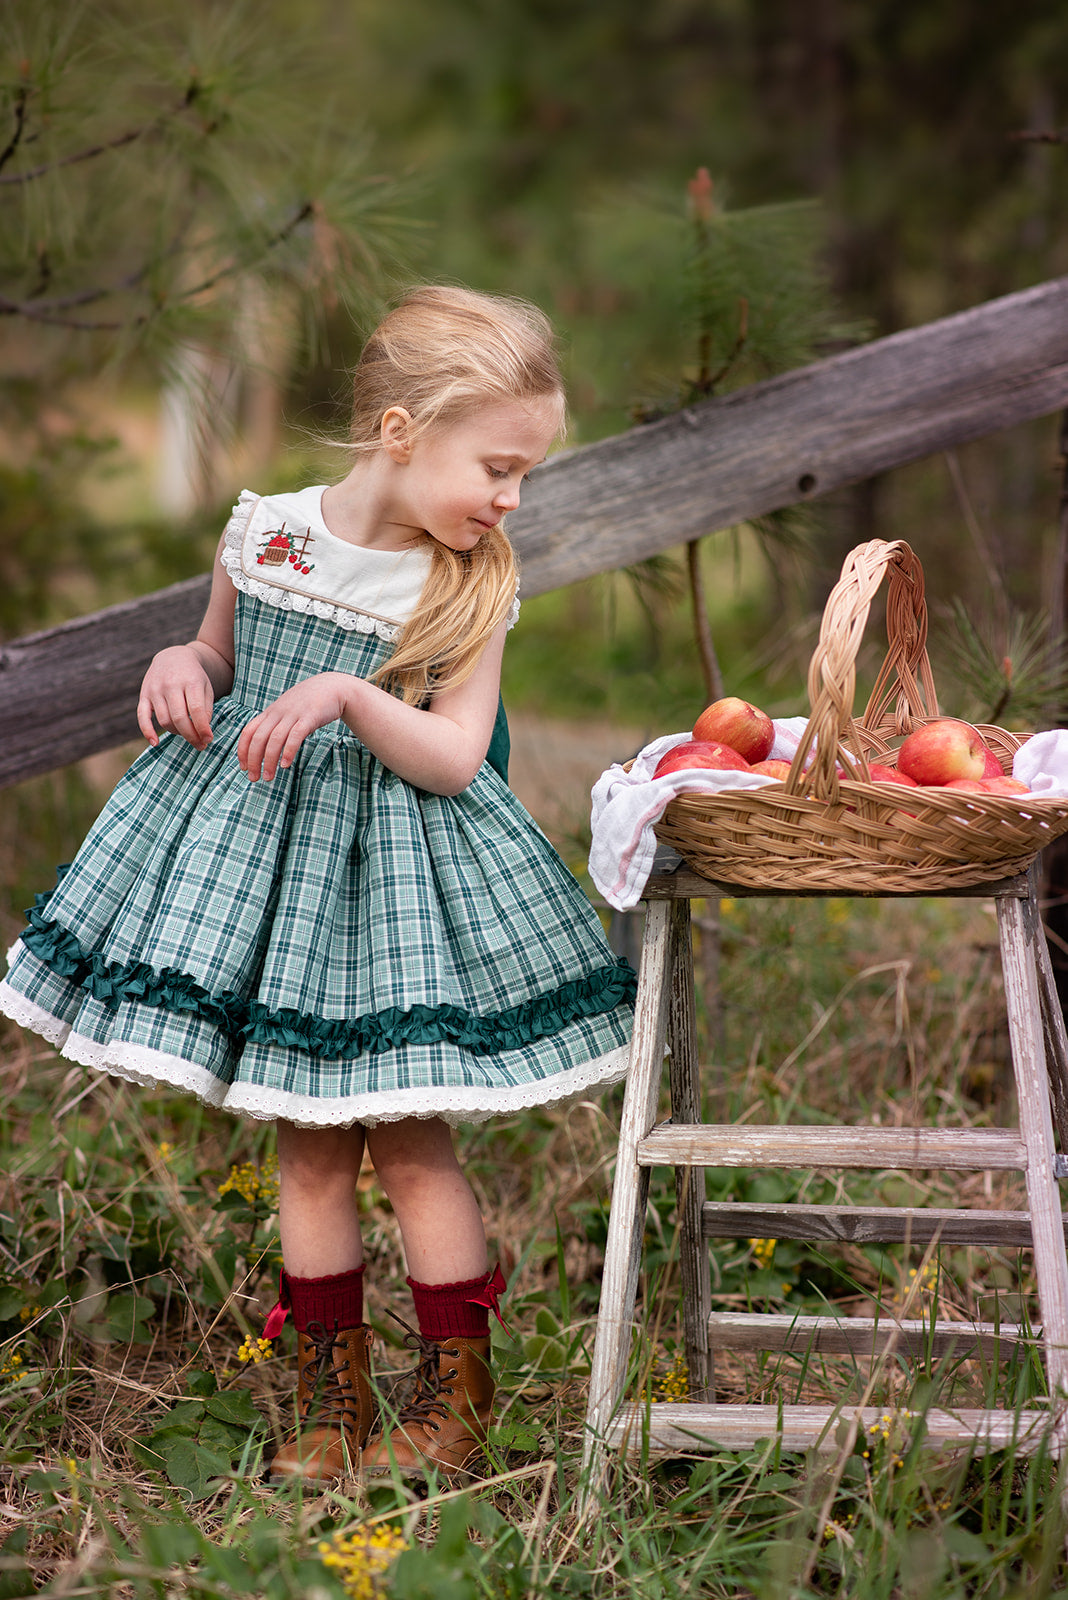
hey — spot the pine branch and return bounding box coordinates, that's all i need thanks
[687,539,723,701]
[0,84,29,176]
[1010,129,1068,145]
[0,82,203,187]
[0,200,314,330]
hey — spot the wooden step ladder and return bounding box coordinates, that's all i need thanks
[583,866,1068,1477]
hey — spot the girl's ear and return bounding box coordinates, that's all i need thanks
[381,407,414,462]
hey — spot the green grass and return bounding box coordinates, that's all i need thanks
[3,874,1067,1596]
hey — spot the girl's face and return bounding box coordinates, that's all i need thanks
[385,396,561,552]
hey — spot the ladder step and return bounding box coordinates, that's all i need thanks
[701,1202,1054,1247]
[604,1402,1057,1457]
[637,1123,1028,1170]
[707,1312,1033,1359]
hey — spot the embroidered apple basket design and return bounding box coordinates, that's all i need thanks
[256,525,316,574]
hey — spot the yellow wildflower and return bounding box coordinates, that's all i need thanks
[18,1305,42,1322]
[319,1524,406,1600]
[258,1153,280,1209]
[238,1336,274,1365]
[652,1348,689,1402]
[0,1349,24,1382]
[218,1153,280,1209]
[748,1237,775,1268]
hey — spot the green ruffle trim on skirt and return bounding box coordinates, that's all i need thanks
[19,892,637,1062]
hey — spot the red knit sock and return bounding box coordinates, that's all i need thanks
[408,1267,503,1340]
[284,1265,365,1333]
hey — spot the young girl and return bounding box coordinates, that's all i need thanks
[0,286,635,1483]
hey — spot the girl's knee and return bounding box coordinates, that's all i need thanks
[366,1118,469,1200]
[367,1117,455,1172]
[276,1120,365,1189]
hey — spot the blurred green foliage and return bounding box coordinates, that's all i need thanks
[1,0,1067,702]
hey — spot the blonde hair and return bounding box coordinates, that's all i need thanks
[351,285,565,705]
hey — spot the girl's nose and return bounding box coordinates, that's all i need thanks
[493,479,522,511]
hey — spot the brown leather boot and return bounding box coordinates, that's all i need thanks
[360,1324,494,1480]
[268,1320,375,1483]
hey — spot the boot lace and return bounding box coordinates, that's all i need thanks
[385,1311,456,1428]
[300,1320,360,1426]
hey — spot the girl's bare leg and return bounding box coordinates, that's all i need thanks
[276,1120,366,1277]
[365,1116,487,1283]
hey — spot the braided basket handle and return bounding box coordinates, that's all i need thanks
[786,539,939,803]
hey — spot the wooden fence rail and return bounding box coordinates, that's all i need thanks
[4,275,1068,790]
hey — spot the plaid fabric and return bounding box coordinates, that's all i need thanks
[2,593,633,1124]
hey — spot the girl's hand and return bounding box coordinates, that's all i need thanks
[138,646,216,751]
[237,674,349,782]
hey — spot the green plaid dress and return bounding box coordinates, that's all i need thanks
[0,489,634,1127]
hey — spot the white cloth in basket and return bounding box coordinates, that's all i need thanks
[589,719,809,912]
[1012,731,1068,798]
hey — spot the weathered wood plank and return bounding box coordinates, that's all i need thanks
[4,277,1068,790]
[707,1312,1031,1360]
[997,891,1068,1400]
[642,870,1033,901]
[0,576,210,787]
[604,1402,1056,1457]
[582,899,675,1484]
[637,1122,1028,1170]
[700,1201,1055,1247]
[518,274,1068,594]
[666,900,713,1399]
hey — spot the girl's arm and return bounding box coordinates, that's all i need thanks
[137,536,237,750]
[237,619,507,796]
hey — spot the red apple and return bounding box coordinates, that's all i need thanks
[980,745,1004,779]
[692,697,774,763]
[896,719,986,785]
[867,763,919,787]
[653,740,752,780]
[750,758,793,779]
[980,776,1030,795]
[943,777,987,793]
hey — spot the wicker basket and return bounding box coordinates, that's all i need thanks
[655,538,1068,892]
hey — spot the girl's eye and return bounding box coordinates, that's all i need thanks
[487,466,508,480]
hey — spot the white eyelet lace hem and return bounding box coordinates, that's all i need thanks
[32,1020,630,1128]
[0,981,71,1049]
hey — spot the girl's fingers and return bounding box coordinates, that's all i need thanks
[239,681,340,780]
[137,673,213,752]
[239,713,278,780]
[186,688,213,748]
[239,711,312,781]
[137,695,159,746]
[164,691,208,751]
[260,718,308,781]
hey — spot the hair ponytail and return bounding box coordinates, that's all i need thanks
[374,526,517,705]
